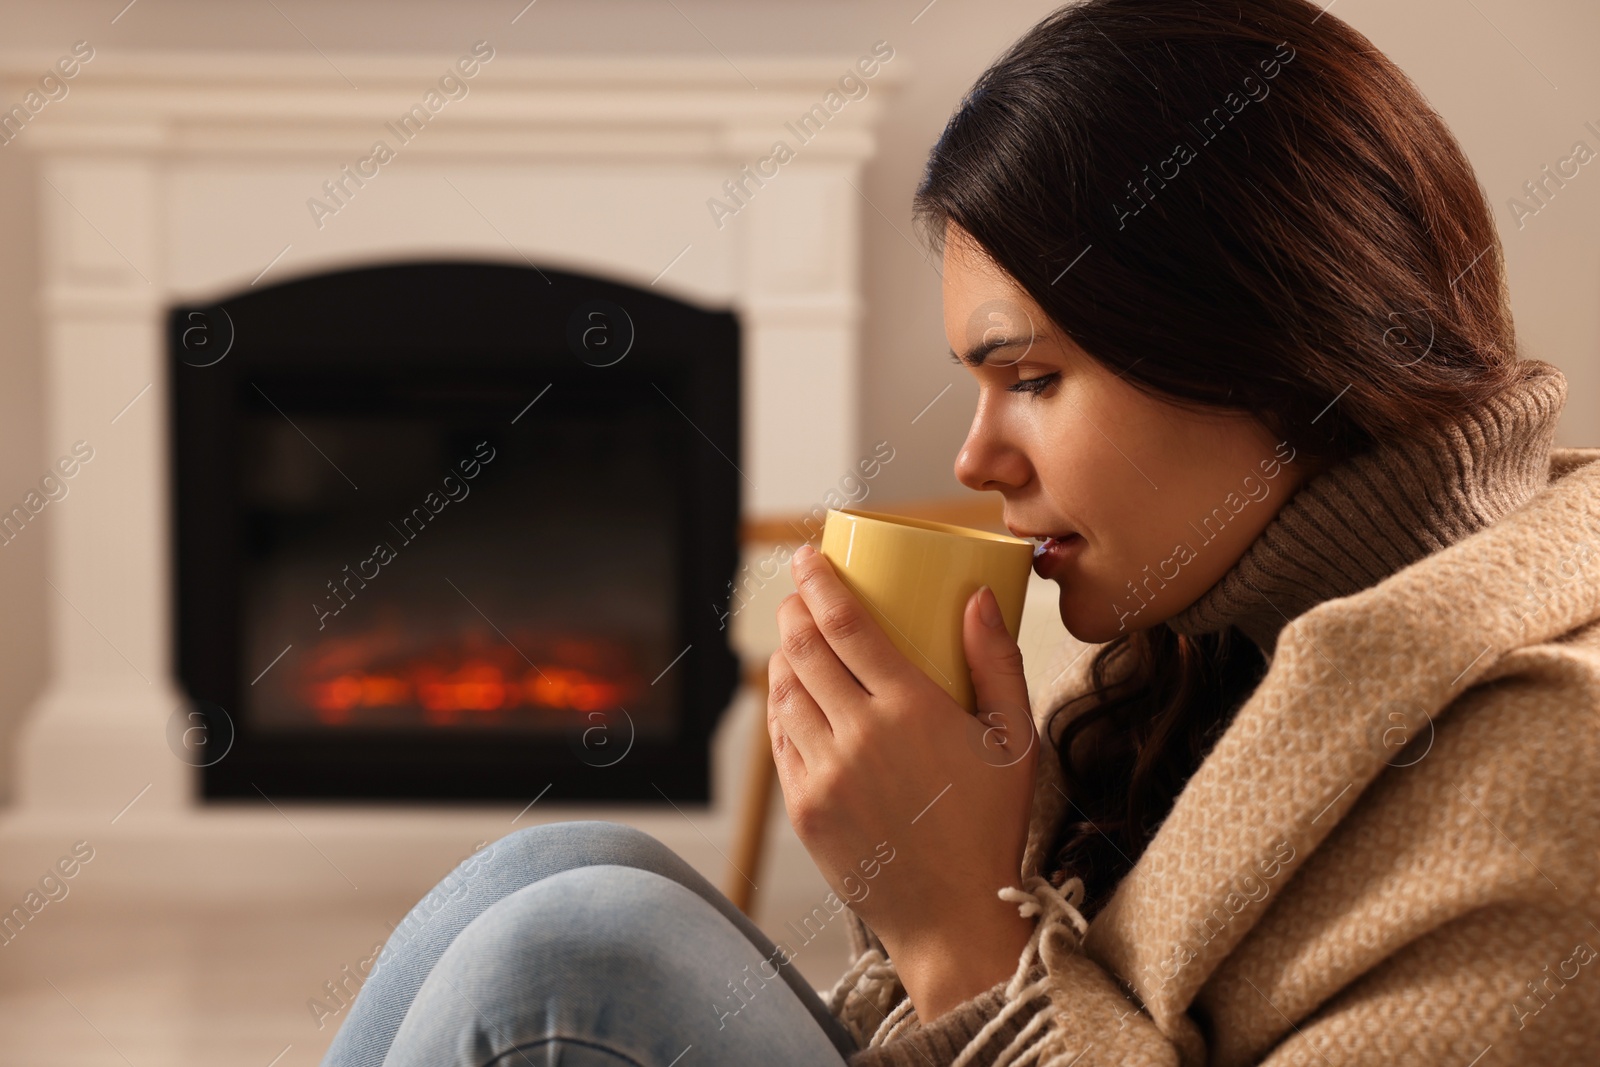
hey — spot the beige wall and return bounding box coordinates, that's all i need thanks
[0,0,1594,797]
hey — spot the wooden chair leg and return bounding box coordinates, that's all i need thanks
[726,662,777,915]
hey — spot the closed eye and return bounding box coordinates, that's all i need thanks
[1009,373,1059,398]
[948,349,1059,398]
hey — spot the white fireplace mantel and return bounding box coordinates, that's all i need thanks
[0,49,904,902]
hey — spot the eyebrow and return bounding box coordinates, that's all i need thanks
[948,337,1034,368]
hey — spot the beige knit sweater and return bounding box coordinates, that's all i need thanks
[823,358,1600,1065]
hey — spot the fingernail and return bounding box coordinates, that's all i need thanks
[794,543,815,564]
[977,585,1004,629]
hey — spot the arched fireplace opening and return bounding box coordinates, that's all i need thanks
[170,261,742,802]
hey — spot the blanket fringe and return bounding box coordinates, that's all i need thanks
[872,991,921,1046]
[949,873,1092,1067]
[830,947,905,1048]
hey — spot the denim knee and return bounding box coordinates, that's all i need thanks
[391,866,737,1053]
[447,863,695,985]
[373,860,857,1066]
[482,820,680,878]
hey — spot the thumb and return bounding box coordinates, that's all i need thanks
[963,585,1037,763]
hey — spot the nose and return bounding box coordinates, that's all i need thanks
[953,398,1029,493]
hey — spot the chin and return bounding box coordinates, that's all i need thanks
[1054,582,1132,646]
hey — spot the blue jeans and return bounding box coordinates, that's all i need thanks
[320,820,860,1066]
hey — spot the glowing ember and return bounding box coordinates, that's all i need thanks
[300,631,639,726]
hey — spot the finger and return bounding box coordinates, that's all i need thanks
[766,649,832,775]
[766,696,804,786]
[962,585,1038,766]
[776,591,868,729]
[789,545,902,694]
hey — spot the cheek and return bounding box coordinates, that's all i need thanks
[1029,365,1286,641]
[1034,415,1162,556]
[1033,430,1210,642]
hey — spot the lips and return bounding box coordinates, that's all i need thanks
[1027,533,1085,579]
[1009,528,1078,550]
[1031,537,1060,560]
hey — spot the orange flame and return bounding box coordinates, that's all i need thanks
[302,636,634,726]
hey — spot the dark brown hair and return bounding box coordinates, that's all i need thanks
[913,0,1526,915]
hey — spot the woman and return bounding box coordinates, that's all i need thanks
[322,0,1600,1064]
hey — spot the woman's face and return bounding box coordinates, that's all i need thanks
[942,223,1321,644]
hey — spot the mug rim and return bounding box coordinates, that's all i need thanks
[828,506,1032,547]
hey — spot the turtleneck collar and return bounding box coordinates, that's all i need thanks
[1165,359,1569,660]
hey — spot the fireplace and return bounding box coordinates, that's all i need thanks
[1,48,891,906]
[170,261,742,802]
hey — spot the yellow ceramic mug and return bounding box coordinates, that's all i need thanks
[818,507,1034,714]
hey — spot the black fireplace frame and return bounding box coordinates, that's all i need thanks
[169,261,742,804]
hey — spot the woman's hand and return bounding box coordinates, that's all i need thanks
[767,543,1040,1020]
